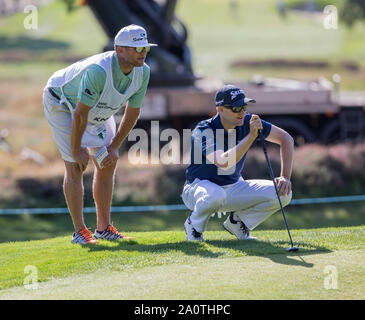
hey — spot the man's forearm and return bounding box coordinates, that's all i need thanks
[228,134,256,163]
[217,133,256,168]
[110,107,140,149]
[70,111,88,154]
[279,135,294,179]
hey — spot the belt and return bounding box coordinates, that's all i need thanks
[48,88,60,100]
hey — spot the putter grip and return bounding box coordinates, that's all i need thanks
[258,130,267,152]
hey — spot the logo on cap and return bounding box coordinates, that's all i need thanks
[215,85,255,107]
[230,89,244,100]
[114,24,158,47]
[133,33,147,42]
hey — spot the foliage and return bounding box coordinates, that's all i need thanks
[152,142,365,201]
[62,0,79,12]
[284,0,339,11]
[292,142,365,197]
[341,0,365,27]
[1,142,365,210]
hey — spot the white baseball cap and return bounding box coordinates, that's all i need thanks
[114,24,158,47]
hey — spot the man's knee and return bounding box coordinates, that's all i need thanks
[280,191,292,207]
[269,191,292,209]
[264,182,292,208]
[64,161,83,182]
[197,188,227,214]
[93,163,117,183]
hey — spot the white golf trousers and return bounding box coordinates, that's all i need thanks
[182,177,292,233]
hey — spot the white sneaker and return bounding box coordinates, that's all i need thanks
[71,228,99,244]
[94,224,134,240]
[184,216,204,241]
[223,213,258,241]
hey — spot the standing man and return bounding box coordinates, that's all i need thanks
[182,85,294,241]
[43,24,157,244]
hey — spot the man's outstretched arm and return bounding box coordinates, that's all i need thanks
[265,124,294,196]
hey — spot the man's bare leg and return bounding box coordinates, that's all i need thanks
[63,161,86,231]
[92,158,117,232]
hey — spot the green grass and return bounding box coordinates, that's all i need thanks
[1,202,365,243]
[176,0,365,89]
[0,0,106,83]
[0,226,364,299]
[0,0,107,56]
[0,0,364,89]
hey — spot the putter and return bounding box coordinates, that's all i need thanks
[258,130,299,252]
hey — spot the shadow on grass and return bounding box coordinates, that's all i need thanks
[208,239,325,267]
[84,240,223,259]
[83,238,330,268]
[2,201,365,243]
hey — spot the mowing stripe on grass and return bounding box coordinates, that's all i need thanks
[2,249,365,300]
[0,226,364,292]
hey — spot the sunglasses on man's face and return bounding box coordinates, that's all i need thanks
[134,46,151,53]
[223,105,247,113]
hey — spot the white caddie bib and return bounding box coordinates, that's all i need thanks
[46,51,143,146]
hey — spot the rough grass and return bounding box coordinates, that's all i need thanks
[0,226,364,299]
[177,0,365,86]
[0,0,364,88]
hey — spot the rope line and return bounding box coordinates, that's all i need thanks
[1,195,365,215]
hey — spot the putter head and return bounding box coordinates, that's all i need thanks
[286,246,299,252]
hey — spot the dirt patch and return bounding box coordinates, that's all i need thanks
[230,59,361,72]
[0,51,85,63]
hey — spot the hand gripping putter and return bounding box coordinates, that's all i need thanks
[258,130,299,252]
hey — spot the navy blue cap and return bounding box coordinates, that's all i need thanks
[215,85,256,107]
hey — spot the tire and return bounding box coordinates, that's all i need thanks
[265,117,317,146]
[320,119,341,145]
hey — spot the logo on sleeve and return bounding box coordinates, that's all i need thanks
[85,88,95,96]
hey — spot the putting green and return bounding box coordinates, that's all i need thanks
[1,227,364,299]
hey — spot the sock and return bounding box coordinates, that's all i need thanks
[233,213,241,222]
[230,212,241,223]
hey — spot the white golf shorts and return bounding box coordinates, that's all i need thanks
[43,87,116,162]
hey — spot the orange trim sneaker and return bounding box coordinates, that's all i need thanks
[71,228,99,244]
[94,224,135,240]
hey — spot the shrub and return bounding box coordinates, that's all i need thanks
[292,142,365,197]
[2,142,365,208]
[147,142,365,203]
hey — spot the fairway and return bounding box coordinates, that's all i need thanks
[1,226,364,299]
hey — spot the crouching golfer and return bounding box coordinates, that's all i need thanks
[43,25,156,244]
[182,85,294,241]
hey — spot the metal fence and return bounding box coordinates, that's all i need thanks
[1,195,365,215]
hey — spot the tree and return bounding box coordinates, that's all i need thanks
[62,0,78,13]
[341,0,365,27]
